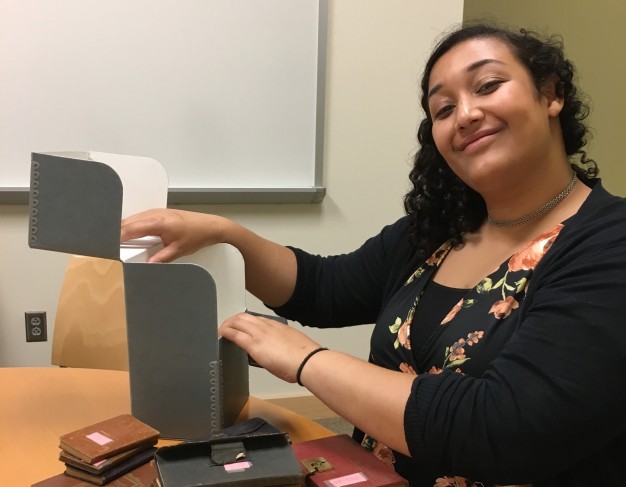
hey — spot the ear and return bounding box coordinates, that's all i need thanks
[541,73,565,117]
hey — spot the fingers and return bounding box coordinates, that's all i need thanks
[219,322,253,350]
[219,313,281,351]
[219,313,323,384]
[219,313,267,352]
[120,217,162,243]
[219,312,320,356]
[120,208,184,241]
[121,209,221,262]
[220,312,271,338]
[148,244,180,264]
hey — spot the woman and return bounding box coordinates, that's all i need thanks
[121,24,626,486]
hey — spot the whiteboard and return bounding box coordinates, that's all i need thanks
[0,0,326,203]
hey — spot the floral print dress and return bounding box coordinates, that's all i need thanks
[365,224,564,487]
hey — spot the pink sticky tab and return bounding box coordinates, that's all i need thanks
[326,472,368,487]
[86,432,113,446]
[224,461,251,472]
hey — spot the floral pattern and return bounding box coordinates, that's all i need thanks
[361,433,396,467]
[434,479,531,487]
[508,225,562,272]
[489,296,519,319]
[440,297,478,325]
[434,477,485,487]
[374,224,564,487]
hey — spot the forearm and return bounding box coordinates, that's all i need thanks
[221,219,297,307]
[219,313,414,455]
[299,350,414,456]
[121,208,297,306]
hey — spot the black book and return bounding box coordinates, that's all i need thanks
[154,420,304,487]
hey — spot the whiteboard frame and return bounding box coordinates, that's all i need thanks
[0,0,327,205]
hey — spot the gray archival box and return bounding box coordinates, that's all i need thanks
[28,151,249,439]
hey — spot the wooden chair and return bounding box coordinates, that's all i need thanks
[51,255,129,370]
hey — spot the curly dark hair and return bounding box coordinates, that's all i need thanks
[403,23,598,259]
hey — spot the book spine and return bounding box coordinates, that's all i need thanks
[209,359,224,433]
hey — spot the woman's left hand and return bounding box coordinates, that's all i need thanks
[219,313,321,383]
[221,312,412,456]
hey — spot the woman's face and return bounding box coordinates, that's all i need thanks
[427,37,562,193]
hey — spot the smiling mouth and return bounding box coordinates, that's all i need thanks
[457,129,500,152]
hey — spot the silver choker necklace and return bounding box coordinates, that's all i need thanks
[487,172,577,227]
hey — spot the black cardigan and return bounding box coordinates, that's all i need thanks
[272,181,626,486]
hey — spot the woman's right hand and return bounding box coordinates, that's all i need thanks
[120,208,230,263]
[122,208,297,306]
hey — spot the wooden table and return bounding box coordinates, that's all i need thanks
[0,367,333,486]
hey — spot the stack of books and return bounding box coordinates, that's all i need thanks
[32,463,155,487]
[56,414,159,486]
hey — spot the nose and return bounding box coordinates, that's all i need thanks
[454,95,483,130]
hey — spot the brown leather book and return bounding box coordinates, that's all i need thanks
[60,444,155,474]
[63,447,156,486]
[291,434,408,487]
[59,414,159,464]
[31,461,155,487]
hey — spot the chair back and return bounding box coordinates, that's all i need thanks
[52,255,129,370]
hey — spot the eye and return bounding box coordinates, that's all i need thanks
[433,104,454,120]
[477,79,504,95]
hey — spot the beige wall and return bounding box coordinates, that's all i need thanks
[0,1,463,397]
[464,0,626,196]
[8,1,621,400]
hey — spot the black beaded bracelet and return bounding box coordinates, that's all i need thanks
[296,347,328,386]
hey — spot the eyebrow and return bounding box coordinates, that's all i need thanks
[428,58,506,99]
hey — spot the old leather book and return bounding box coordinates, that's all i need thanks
[60,445,155,474]
[31,461,155,487]
[59,414,159,464]
[291,434,408,487]
[63,447,157,485]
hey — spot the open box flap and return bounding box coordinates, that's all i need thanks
[122,250,248,439]
[29,151,167,260]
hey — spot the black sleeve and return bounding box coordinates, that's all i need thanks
[268,217,412,328]
[404,216,626,483]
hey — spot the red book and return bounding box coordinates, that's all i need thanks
[291,435,408,487]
